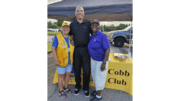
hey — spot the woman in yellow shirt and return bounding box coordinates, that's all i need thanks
[52,22,74,99]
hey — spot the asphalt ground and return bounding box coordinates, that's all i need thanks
[48,35,55,43]
[47,35,133,101]
[48,84,132,101]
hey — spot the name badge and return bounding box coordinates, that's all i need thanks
[68,48,70,52]
[94,38,96,42]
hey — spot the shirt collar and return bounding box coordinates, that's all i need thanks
[93,30,101,36]
[75,19,86,24]
[62,33,69,39]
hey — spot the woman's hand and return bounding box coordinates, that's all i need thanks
[101,63,106,71]
[102,48,110,71]
[55,59,60,66]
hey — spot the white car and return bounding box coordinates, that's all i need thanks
[51,29,58,32]
[48,28,52,32]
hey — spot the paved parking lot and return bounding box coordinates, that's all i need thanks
[48,35,55,43]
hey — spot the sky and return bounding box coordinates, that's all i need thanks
[47,0,133,26]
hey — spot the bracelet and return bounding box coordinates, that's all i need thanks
[103,61,106,64]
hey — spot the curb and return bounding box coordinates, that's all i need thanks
[48,83,58,99]
[48,34,57,36]
[48,50,52,54]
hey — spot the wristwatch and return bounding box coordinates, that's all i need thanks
[103,61,106,64]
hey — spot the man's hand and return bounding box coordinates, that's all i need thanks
[101,63,106,71]
[55,59,60,66]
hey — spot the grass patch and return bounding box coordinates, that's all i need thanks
[48,32,61,35]
[102,31,109,35]
[48,43,52,51]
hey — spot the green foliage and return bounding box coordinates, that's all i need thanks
[48,20,63,29]
[48,32,61,35]
[49,25,59,29]
[100,24,129,31]
[48,21,53,28]
[57,20,63,27]
[99,26,104,32]
[54,22,58,25]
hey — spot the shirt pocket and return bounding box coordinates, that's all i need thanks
[82,26,88,33]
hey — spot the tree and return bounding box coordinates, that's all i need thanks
[100,23,130,32]
[104,25,106,31]
[57,20,63,27]
[48,21,53,28]
[100,25,104,32]
[54,22,58,25]
[48,21,61,29]
[116,24,129,30]
[49,25,59,29]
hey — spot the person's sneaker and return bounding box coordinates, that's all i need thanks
[90,96,102,101]
[90,91,97,97]
[74,88,80,95]
[84,90,90,97]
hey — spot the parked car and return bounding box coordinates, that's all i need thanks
[51,29,59,32]
[107,26,133,47]
[48,28,52,32]
[58,28,62,32]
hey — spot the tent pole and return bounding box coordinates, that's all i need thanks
[128,21,132,60]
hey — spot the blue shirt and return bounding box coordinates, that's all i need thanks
[52,36,71,65]
[88,31,110,61]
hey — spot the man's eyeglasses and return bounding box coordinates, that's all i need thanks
[91,24,99,27]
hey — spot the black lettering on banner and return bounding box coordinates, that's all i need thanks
[120,70,124,76]
[108,78,114,83]
[108,78,127,85]
[108,69,130,76]
[117,80,121,84]
[114,71,119,75]
[125,70,130,76]
[108,69,114,75]
[114,78,116,84]
[122,79,126,85]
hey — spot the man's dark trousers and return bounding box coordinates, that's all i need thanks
[73,46,90,91]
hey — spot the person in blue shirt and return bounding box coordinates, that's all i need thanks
[52,22,74,99]
[88,19,110,101]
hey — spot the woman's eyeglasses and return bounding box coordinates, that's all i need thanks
[91,24,99,27]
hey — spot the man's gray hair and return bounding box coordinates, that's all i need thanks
[75,6,84,14]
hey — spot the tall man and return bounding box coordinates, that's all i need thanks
[69,6,92,97]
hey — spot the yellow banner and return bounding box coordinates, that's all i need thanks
[53,54,133,95]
